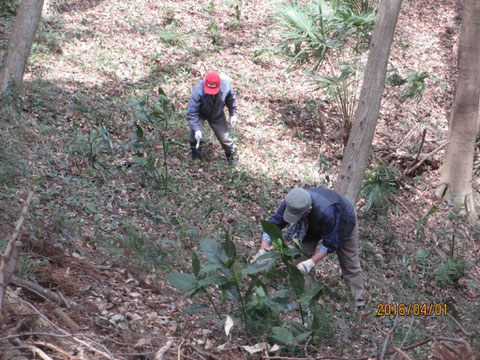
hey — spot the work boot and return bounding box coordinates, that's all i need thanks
[226,152,238,166]
[190,142,203,161]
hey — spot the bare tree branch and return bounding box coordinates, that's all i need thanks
[0,190,34,317]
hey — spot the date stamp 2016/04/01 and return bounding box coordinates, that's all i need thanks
[376,303,447,317]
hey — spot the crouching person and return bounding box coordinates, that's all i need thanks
[253,187,367,309]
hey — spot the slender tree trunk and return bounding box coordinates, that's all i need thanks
[435,0,480,223]
[334,0,402,204]
[0,0,45,95]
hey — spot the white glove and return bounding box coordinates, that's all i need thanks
[230,115,238,127]
[297,259,315,274]
[194,130,202,148]
[251,249,267,264]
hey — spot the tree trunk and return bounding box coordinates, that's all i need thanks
[334,0,402,205]
[42,0,55,21]
[434,0,480,223]
[0,0,45,95]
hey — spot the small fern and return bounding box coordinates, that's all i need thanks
[436,256,466,287]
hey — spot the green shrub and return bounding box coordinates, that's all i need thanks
[386,70,429,104]
[168,223,329,353]
[436,256,466,287]
[126,88,174,190]
[0,0,20,16]
[359,165,399,216]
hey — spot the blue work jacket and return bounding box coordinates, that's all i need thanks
[263,188,356,254]
[186,75,238,132]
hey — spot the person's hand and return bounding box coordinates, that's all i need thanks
[230,115,238,127]
[297,259,315,274]
[251,249,268,265]
[194,130,202,148]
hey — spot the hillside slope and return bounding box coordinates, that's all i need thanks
[1,0,479,359]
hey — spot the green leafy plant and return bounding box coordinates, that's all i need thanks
[0,141,27,189]
[310,62,361,140]
[126,88,174,190]
[75,124,113,170]
[225,0,246,30]
[0,0,20,16]
[203,1,220,44]
[436,256,466,287]
[359,165,399,216]
[275,0,375,69]
[414,247,432,276]
[274,0,376,143]
[117,225,167,271]
[168,223,329,352]
[387,70,429,104]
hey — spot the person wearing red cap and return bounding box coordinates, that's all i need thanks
[186,72,239,164]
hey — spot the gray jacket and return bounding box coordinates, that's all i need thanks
[186,75,238,132]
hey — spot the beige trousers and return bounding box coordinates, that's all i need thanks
[300,221,367,307]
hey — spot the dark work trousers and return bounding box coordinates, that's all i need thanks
[189,116,236,157]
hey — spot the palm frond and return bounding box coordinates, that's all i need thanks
[359,165,399,215]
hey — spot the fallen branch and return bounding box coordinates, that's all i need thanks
[52,308,81,332]
[155,339,174,360]
[446,313,473,337]
[413,128,427,163]
[0,190,34,318]
[380,314,399,360]
[10,275,77,309]
[0,332,80,342]
[33,341,79,360]
[392,347,413,360]
[404,140,450,175]
[391,317,414,360]
[12,340,53,360]
[431,337,476,360]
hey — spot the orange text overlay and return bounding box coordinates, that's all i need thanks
[376,303,447,317]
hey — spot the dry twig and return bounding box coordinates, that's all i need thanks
[380,314,400,360]
[404,140,450,175]
[154,339,174,360]
[393,347,414,360]
[0,190,34,317]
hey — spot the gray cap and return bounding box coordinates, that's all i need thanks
[283,188,312,224]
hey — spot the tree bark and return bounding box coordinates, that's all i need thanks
[334,0,403,205]
[0,0,45,95]
[42,0,55,21]
[434,0,480,223]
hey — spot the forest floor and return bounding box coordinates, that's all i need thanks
[0,0,479,359]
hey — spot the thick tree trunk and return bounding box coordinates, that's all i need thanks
[334,0,402,204]
[435,0,480,223]
[0,0,45,95]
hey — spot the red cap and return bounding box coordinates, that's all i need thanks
[204,72,221,95]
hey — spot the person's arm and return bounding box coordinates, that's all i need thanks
[224,80,238,117]
[311,249,328,264]
[297,205,339,274]
[318,204,342,254]
[186,84,203,132]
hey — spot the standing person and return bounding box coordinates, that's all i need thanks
[253,187,367,309]
[186,72,239,165]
